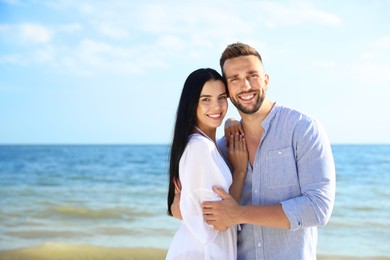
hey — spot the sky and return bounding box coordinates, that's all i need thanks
[0,0,389,145]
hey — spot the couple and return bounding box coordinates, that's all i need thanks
[166,42,336,260]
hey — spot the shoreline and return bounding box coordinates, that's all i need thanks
[0,243,167,260]
[0,243,388,260]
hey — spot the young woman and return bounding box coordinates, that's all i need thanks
[166,68,247,260]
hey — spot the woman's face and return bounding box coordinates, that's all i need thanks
[196,80,228,134]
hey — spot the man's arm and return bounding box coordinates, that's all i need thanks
[202,186,290,229]
[280,119,336,230]
[204,119,335,230]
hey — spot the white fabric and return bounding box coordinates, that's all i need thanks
[166,134,237,260]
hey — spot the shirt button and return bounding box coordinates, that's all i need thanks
[258,242,261,247]
[278,151,282,155]
[254,189,258,193]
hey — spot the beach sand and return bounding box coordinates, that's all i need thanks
[0,243,167,260]
[0,243,389,260]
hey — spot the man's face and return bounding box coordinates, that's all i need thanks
[223,55,269,114]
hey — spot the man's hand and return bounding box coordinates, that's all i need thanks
[170,177,182,220]
[202,186,242,228]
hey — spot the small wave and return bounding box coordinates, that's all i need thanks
[6,230,90,239]
[96,227,134,236]
[52,205,153,220]
[328,218,390,228]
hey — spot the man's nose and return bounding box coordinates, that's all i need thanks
[241,78,251,90]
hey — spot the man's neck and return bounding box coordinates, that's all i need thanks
[239,98,274,135]
[238,99,275,166]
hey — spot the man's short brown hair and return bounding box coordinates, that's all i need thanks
[219,42,263,77]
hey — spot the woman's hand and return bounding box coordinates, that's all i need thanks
[227,133,248,202]
[227,133,248,175]
[224,118,244,146]
[170,177,183,220]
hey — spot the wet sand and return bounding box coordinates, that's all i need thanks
[0,243,167,260]
[0,243,388,260]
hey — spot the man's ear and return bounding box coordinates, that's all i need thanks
[264,73,270,90]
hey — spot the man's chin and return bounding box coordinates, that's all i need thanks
[235,103,262,114]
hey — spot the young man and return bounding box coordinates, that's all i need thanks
[172,42,336,259]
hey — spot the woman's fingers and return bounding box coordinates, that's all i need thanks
[173,177,182,194]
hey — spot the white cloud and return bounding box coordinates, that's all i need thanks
[0,23,52,45]
[79,39,113,55]
[33,46,54,62]
[361,52,376,60]
[0,54,25,64]
[0,1,348,77]
[20,23,52,44]
[258,1,341,28]
[0,24,11,33]
[136,2,254,41]
[59,23,82,33]
[353,62,390,85]
[376,36,390,48]
[156,35,186,50]
[69,39,169,75]
[95,24,129,39]
[360,35,390,61]
[312,60,336,69]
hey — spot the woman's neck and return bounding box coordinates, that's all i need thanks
[193,126,216,143]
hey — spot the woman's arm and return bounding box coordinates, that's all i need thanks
[227,133,247,202]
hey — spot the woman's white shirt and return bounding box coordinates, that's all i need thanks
[166,134,237,260]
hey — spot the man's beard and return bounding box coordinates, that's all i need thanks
[231,90,264,114]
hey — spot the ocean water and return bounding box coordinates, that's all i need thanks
[0,144,389,258]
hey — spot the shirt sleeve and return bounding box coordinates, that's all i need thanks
[281,118,336,231]
[179,137,229,245]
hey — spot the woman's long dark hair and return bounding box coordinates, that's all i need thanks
[167,68,225,216]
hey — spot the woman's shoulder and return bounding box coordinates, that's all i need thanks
[186,134,214,152]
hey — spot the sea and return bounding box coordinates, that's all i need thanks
[0,144,389,258]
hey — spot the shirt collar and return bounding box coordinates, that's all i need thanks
[262,102,279,131]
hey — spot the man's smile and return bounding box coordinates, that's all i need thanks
[238,91,257,102]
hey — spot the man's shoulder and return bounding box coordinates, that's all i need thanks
[216,137,227,150]
[275,104,317,125]
[275,105,328,141]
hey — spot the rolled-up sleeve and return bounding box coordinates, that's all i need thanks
[281,119,336,231]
